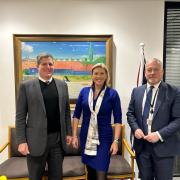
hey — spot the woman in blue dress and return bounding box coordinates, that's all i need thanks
[72,63,122,180]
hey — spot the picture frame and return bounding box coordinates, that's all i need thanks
[13,34,113,104]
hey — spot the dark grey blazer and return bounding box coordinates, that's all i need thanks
[127,81,180,157]
[15,78,72,156]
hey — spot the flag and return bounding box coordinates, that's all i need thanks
[130,43,147,150]
[136,43,147,86]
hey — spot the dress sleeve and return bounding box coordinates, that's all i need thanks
[112,90,122,124]
[73,88,84,119]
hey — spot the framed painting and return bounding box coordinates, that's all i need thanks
[13,34,113,104]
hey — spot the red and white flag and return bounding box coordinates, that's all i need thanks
[131,43,147,149]
[137,43,147,87]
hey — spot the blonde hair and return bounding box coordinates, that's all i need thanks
[91,63,110,86]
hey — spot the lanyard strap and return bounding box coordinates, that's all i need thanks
[146,86,159,114]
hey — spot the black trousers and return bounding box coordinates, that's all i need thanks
[27,132,64,180]
[136,142,174,180]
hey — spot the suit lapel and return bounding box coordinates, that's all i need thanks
[138,85,146,122]
[54,78,62,113]
[34,78,46,114]
[153,82,165,118]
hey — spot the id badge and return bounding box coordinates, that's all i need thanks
[147,118,153,126]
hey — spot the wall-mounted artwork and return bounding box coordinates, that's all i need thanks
[14,34,113,104]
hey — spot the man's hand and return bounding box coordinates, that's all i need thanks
[66,136,72,145]
[18,143,30,155]
[134,128,145,139]
[144,132,160,143]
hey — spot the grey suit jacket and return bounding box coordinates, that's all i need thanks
[127,81,180,157]
[15,78,72,156]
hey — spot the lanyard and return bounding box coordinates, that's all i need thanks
[146,86,159,114]
[145,84,160,134]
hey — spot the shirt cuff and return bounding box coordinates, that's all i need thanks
[156,131,164,142]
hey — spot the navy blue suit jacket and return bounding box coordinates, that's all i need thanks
[127,81,180,157]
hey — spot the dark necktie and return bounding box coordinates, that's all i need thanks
[45,80,50,85]
[142,86,154,135]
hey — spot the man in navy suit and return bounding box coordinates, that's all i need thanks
[127,58,180,180]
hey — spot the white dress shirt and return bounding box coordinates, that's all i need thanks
[142,81,163,141]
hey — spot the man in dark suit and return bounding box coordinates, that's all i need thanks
[127,58,180,180]
[16,53,72,180]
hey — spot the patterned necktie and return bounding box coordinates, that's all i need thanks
[142,86,154,135]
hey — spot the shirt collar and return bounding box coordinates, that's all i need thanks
[147,81,161,90]
[38,76,53,83]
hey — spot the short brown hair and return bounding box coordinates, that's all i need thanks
[36,53,54,66]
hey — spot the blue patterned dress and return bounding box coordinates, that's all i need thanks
[73,86,122,171]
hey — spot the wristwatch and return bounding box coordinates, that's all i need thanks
[114,138,120,144]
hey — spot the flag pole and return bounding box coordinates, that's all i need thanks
[137,43,147,87]
[131,42,147,147]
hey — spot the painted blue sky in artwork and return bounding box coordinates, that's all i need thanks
[21,41,106,60]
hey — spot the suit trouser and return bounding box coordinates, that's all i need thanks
[27,132,64,180]
[136,141,174,180]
